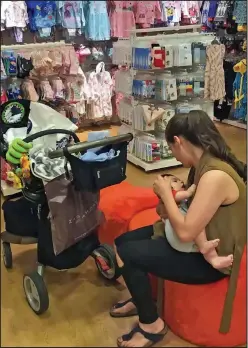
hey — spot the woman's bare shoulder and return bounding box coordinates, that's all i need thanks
[199,170,239,204]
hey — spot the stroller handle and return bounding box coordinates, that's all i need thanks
[48,133,134,159]
[23,129,80,144]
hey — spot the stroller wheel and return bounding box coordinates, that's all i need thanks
[93,244,121,281]
[2,242,13,269]
[23,272,49,315]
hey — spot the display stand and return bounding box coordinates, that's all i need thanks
[117,25,215,172]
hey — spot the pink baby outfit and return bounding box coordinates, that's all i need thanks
[134,1,162,28]
[87,62,113,120]
[109,1,136,38]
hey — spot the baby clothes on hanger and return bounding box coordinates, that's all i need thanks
[1,1,29,29]
[207,0,218,22]
[214,0,228,22]
[39,80,54,100]
[233,0,247,31]
[85,1,110,41]
[51,78,65,99]
[109,1,136,38]
[56,1,85,36]
[204,44,226,101]
[181,1,200,25]
[161,1,181,26]
[1,87,8,105]
[135,1,162,28]
[87,62,113,120]
[21,79,39,101]
[26,1,56,37]
[233,59,247,120]
[1,59,7,80]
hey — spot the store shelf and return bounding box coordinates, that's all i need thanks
[214,118,247,130]
[130,24,202,34]
[127,153,181,172]
[1,180,21,197]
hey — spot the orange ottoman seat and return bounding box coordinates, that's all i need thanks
[128,209,247,347]
[98,183,246,347]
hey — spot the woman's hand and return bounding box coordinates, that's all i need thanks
[156,200,168,220]
[153,175,172,199]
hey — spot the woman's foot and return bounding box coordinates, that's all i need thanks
[117,318,167,347]
[110,298,137,317]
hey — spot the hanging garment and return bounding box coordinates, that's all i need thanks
[204,44,226,101]
[233,0,247,24]
[201,0,211,28]
[233,59,247,120]
[207,0,218,21]
[56,1,85,34]
[87,62,113,120]
[223,60,236,100]
[181,1,200,25]
[26,1,57,36]
[109,0,135,38]
[85,1,110,41]
[161,1,181,26]
[134,1,162,28]
[214,0,228,22]
[1,1,28,29]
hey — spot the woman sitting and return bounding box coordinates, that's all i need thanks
[110,111,246,347]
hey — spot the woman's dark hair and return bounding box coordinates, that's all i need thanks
[165,111,247,182]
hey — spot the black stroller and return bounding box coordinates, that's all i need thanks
[1,110,133,315]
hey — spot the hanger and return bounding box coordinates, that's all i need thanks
[211,36,220,45]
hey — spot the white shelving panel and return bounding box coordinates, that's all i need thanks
[127,153,181,172]
[1,180,20,197]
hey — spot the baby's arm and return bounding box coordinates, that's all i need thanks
[174,184,196,203]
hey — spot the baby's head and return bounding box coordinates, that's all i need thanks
[162,174,185,192]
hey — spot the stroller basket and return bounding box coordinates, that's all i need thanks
[49,133,133,191]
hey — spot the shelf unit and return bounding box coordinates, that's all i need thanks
[117,25,215,171]
[127,153,181,172]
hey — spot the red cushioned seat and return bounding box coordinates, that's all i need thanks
[98,184,246,346]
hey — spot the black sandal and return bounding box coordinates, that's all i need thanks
[117,323,168,347]
[109,298,138,318]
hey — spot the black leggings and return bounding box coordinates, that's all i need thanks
[115,225,227,325]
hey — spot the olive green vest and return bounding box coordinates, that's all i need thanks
[153,152,246,333]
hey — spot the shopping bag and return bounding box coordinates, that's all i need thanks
[44,174,103,255]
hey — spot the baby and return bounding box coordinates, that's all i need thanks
[155,174,233,270]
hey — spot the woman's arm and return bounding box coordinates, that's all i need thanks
[156,170,239,242]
